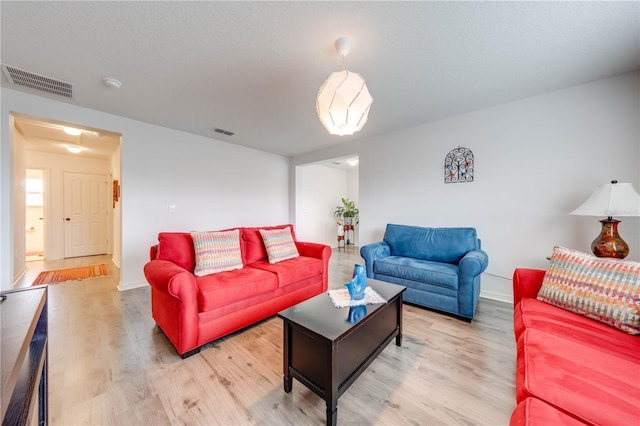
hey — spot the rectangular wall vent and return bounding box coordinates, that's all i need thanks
[213,128,235,136]
[2,64,73,98]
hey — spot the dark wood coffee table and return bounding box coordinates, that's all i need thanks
[277,279,406,426]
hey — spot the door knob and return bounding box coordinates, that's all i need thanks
[65,218,71,221]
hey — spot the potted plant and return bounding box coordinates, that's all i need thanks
[333,197,359,226]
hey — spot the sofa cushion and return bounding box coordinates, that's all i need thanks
[374,256,459,290]
[196,267,278,312]
[248,256,323,287]
[516,328,640,426]
[514,298,640,363]
[383,224,478,264]
[510,398,588,426]
[260,227,299,264]
[242,224,296,264]
[191,229,244,276]
[537,246,640,335]
[157,232,195,272]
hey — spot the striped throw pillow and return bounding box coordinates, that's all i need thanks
[259,227,299,264]
[190,229,243,276]
[537,245,640,335]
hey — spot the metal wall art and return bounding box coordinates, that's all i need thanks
[444,147,474,183]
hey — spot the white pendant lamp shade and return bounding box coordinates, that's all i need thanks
[316,37,373,136]
[317,71,372,136]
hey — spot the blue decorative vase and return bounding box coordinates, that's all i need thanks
[352,264,367,282]
[344,264,367,300]
[347,305,367,323]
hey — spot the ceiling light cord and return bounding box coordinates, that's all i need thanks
[336,36,351,72]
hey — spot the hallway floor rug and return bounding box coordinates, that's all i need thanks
[32,264,108,286]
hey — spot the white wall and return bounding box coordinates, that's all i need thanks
[292,72,640,302]
[26,150,112,261]
[111,144,122,268]
[295,163,360,247]
[295,164,347,247]
[1,88,290,291]
[346,167,360,246]
[11,116,27,282]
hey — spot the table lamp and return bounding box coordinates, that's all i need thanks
[570,180,640,259]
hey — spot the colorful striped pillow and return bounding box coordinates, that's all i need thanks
[190,229,243,276]
[259,227,299,264]
[537,245,640,335]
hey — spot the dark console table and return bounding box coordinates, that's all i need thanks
[1,285,48,426]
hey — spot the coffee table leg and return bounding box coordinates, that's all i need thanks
[283,320,292,392]
[326,403,337,426]
[327,347,338,426]
[395,296,403,346]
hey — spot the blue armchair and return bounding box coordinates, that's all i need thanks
[360,224,489,321]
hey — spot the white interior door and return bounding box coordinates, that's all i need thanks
[63,172,108,258]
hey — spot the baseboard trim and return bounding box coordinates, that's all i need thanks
[479,290,512,305]
[12,265,28,288]
[118,280,147,292]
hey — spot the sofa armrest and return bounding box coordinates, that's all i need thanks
[360,242,391,278]
[296,241,330,261]
[296,241,332,291]
[144,259,198,301]
[513,268,546,306]
[144,259,199,354]
[459,249,489,277]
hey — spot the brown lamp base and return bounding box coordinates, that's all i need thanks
[591,218,629,259]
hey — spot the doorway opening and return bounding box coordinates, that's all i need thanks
[26,169,45,261]
[294,155,359,248]
[12,113,122,287]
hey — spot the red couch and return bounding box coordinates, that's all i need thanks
[144,224,331,357]
[510,268,640,425]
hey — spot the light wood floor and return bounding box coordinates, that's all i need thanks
[18,247,517,425]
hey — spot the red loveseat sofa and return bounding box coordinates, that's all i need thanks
[510,266,640,425]
[144,224,331,357]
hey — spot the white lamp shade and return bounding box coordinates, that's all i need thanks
[570,182,640,217]
[316,70,373,136]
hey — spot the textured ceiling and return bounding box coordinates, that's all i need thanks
[1,1,638,157]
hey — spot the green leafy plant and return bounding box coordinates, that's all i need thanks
[333,197,359,224]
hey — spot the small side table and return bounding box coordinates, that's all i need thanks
[343,225,355,246]
[337,235,345,250]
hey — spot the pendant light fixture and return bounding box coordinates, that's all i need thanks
[316,37,373,136]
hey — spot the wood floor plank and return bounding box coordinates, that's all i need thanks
[27,250,516,425]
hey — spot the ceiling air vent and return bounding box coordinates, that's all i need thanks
[2,64,73,98]
[213,128,235,136]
